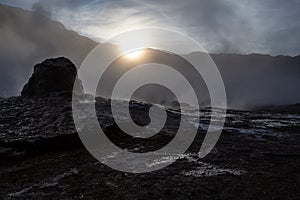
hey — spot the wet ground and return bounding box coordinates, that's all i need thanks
[0,94,300,199]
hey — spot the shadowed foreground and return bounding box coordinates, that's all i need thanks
[0,94,300,200]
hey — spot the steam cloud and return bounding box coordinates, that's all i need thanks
[10,0,300,56]
[0,4,97,96]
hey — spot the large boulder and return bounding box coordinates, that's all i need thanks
[21,57,84,97]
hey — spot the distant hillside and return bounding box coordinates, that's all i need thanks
[0,4,98,96]
[207,53,300,108]
[94,48,300,109]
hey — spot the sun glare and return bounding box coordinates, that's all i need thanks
[114,31,149,60]
[124,50,144,59]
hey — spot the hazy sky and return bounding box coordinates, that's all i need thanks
[0,0,299,55]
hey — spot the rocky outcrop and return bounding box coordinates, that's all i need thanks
[21,57,84,97]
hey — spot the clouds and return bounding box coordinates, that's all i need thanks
[246,0,300,55]
[133,0,300,55]
[31,1,52,17]
[141,0,252,53]
[0,0,299,55]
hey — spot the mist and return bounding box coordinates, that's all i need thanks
[0,4,97,96]
[3,0,299,55]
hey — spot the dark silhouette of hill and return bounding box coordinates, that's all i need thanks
[96,48,300,109]
[0,4,97,96]
[203,53,300,108]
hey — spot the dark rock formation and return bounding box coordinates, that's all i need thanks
[21,57,84,97]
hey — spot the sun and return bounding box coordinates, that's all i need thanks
[124,50,145,59]
[114,31,148,60]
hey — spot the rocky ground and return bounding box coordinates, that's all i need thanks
[0,93,300,199]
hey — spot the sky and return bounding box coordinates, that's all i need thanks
[0,0,299,56]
